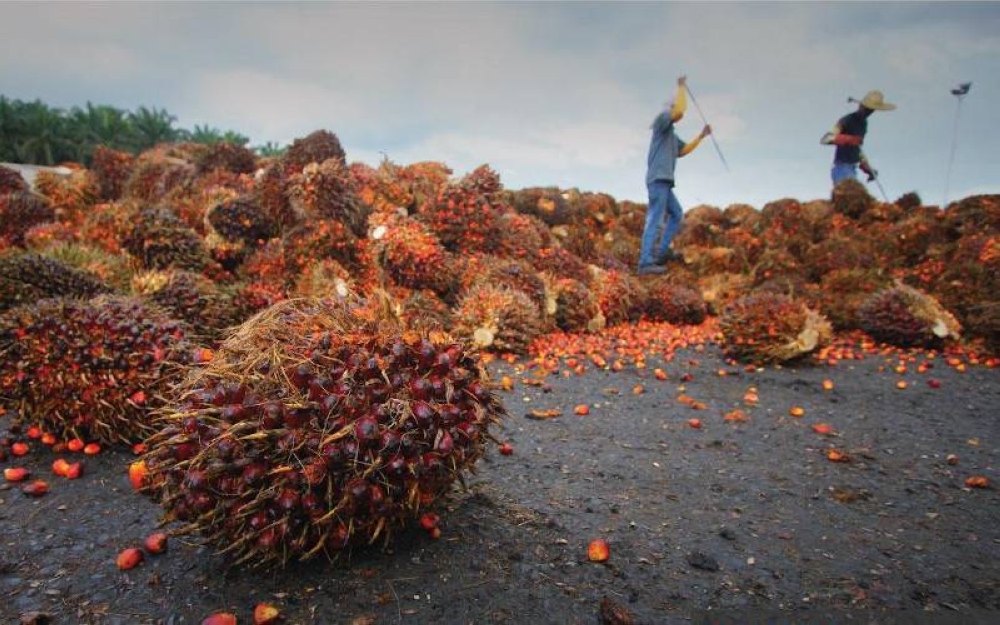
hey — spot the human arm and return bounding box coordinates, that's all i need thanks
[859,154,877,181]
[820,122,863,146]
[679,125,711,156]
[670,76,688,122]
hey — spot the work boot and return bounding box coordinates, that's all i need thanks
[637,264,667,275]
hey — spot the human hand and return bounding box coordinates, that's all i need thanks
[701,124,712,137]
[677,75,687,87]
[867,169,878,182]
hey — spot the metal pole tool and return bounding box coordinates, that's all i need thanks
[944,82,972,206]
[684,84,730,171]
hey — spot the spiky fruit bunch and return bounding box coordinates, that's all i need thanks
[132,270,240,337]
[418,167,506,252]
[0,295,188,443]
[0,253,113,312]
[282,130,346,174]
[719,293,832,364]
[33,169,100,223]
[723,203,760,228]
[0,165,29,194]
[806,268,892,330]
[943,194,1000,238]
[292,259,354,299]
[91,146,136,200]
[507,187,574,226]
[802,235,878,281]
[638,279,707,325]
[400,289,454,333]
[0,191,55,246]
[206,197,278,246]
[120,206,208,271]
[831,178,874,219]
[288,159,369,236]
[698,272,752,315]
[681,246,738,276]
[532,247,590,283]
[588,267,639,326]
[124,154,193,203]
[490,212,548,261]
[37,242,133,290]
[23,222,78,249]
[674,205,727,248]
[896,192,922,211]
[858,283,961,348]
[552,278,604,333]
[255,164,296,231]
[140,297,504,567]
[598,228,640,269]
[751,248,804,286]
[453,284,544,354]
[196,142,257,175]
[240,238,286,286]
[375,217,455,294]
[282,219,359,274]
[875,211,949,267]
[468,259,551,318]
[78,202,131,253]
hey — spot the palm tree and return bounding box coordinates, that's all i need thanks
[221,130,250,146]
[16,100,70,165]
[68,102,135,162]
[0,96,20,161]
[189,124,224,144]
[129,106,178,150]
[255,141,287,157]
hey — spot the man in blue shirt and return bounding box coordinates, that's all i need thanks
[640,75,711,275]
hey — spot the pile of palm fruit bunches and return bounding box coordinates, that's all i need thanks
[1,129,996,566]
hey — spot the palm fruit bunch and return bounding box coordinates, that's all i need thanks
[490,212,548,262]
[292,259,354,299]
[801,235,878,282]
[552,278,604,333]
[0,165,29,193]
[719,292,832,364]
[589,267,640,326]
[452,284,544,354]
[418,166,506,253]
[282,219,359,275]
[943,194,1000,239]
[875,209,949,267]
[139,296,505,567]
[196,142,257,175]
[36,242,133,290]
[91,146,136,200]
[858,283,961,348]
[0,295,188,443]
[637,278,708,326]
[373,216,455,294]
[805,268,892,330]
[751,248,804,286]
[698,272,752,315]
[896,191,922,211]
[532,246,591,283]
[255,164,297,231]
[120,205,208,271]
[0,191,55,247]
[240,238,287,287]
[78,202,131,254]
[288,158,369,236]
[33,168,100,224]
[132,270,240,338]
[831,178,874,219]
[399,289,454,333]
[467,259,552,320]
[598,227,640,269]
[0,252,114,312]
[206,196,278,248]
[281,129,346,175]
[674,205,727,249]
[506,187,574,226]
[723,203,761,229]
[682,246,739,276]
[24,222,78,249]
[124,153,194,203]
[857,201,904,227]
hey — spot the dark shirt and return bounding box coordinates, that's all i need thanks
[834,110,867,164]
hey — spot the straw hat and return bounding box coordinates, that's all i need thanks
[860,90,896,111]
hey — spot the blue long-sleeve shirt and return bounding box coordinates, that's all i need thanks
[646,111,687,186]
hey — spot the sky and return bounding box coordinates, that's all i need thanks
[2,1,998,209]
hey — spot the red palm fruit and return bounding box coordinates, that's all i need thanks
[26,426,42,439]
[116,547,144,570]
[201,612,237,625]
[12,442,29,456]
[4,467,30,482]
[144,532,168,555]
[499,442,514,456]
[419,513,440,531]
[588,538,611,562]
[67,438,85,452]
[84,443,100,456]
[128,460,148,490]
[64,462,83,479]
[254,603,281,625]
[22,480,49,497]
[41,432,57,446]
[52,458,71,477]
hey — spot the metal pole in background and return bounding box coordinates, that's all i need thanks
[943,82,972,207]
[684,84,730,171]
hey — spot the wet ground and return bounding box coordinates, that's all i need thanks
[2,343,999,624]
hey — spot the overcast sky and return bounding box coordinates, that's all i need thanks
[2,2,998,208]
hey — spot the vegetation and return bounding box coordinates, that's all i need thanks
[0,95,284,166]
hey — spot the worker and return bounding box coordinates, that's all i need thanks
[821,90,896,186]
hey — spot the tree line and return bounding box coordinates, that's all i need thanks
[0,95,286,166]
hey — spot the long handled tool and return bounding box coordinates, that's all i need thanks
[684,84,729,171]
[944,82,972,206]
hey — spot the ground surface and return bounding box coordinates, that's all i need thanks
[2,342,999,624]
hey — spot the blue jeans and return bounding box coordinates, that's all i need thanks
[831,162,857,185]
[639,180,683,267]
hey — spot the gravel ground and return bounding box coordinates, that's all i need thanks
[2,343,999,624]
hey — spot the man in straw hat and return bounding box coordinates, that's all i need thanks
[821,89,896,186]
[638,75,712,275]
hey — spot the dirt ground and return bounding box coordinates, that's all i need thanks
[2,341,999,624]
